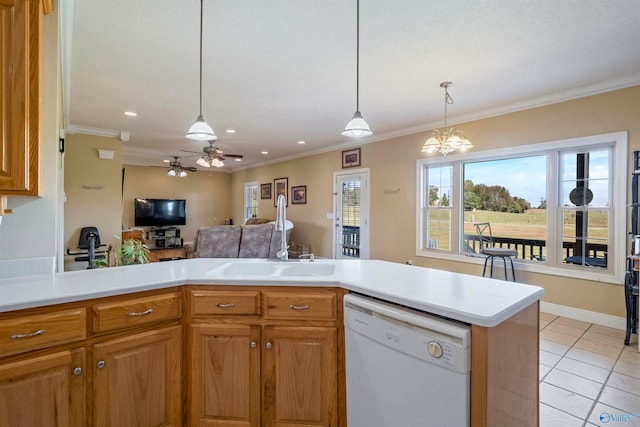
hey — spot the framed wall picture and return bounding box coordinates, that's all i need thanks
[291,185,307,204]
[342,148,361,168]
[261,183,272,199]
[274,177,288,206]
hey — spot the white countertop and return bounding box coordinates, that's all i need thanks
[0,258,543,327]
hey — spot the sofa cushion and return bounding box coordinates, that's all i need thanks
[195,225,241,258]
[245,218,272,225]
[239,223,274,258]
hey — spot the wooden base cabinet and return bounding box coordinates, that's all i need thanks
[187,287,341,427]
[0,348,86,427]
[93,325,182,427]
[263,326,337,427]
[190,324,261,426]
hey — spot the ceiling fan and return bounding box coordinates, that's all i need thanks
[181,140,243,168]
[166,156,196,177]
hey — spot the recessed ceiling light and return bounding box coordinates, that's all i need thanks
[163,159,170,163]
[235,158,242,162]
[261,151,268,155]
[124,111,137,117]
[226,129,236,134]
[297,140,306,145]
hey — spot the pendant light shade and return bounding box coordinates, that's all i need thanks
[186,0,217,141]
[342,0,372,138]
[342,111,372,137]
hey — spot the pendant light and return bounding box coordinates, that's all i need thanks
[186,0,217,141]
[342,0,372,137]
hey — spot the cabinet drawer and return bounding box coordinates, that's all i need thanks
[93,292,182,333]
[263,291,337,321]
[0,308,87,358]
[191,290,261,316]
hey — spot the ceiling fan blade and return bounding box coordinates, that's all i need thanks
[223,154,244,159]
[185,167,198,172]
[180,149,203,155]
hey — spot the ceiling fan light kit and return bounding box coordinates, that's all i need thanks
[421,82,473,156]
[186,0,217,141]
[342,0,372,138]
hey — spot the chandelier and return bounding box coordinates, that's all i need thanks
[421,82,472,155]
[167,166,187,178]
[196,156,224,168]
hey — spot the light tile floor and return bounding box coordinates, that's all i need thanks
[539,312,640,426]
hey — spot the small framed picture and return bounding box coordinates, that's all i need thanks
[261,183,272,199]
[274,177,288,207]
[342,148,361,168]
[291,185,307,204]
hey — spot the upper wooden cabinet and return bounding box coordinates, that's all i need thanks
[0,0,40,196]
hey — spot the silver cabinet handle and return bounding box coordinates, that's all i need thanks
[251,341,257,348]
[289,304,310,310]
[10,328,46,340]
[73,367,83,376]
[128,308,154,317]
[97,360,106,369]
[266,342,272,349]
[215,303,236,309]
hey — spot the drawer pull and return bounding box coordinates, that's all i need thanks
[215,303,236,309]
[127,308,154,317]
[10,328,46,340]
[289,304,310,311]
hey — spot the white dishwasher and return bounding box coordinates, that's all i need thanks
[344,293,471,427]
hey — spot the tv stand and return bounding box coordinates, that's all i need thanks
[146,227,183,249]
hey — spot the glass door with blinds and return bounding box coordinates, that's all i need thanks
[334,169,369,259]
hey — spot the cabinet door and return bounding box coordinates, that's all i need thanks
[94,325,181,427]
[263,326,337,427]
[0,348,85,427]
[0,0,39,195]
[189,324,260,427]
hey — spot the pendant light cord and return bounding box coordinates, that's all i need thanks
[356,0,360,112]
[198,0,204,116]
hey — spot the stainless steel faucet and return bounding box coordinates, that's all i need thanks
[275,194,288,260]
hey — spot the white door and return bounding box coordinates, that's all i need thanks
[334,169,369,259]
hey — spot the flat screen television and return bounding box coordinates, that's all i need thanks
[134,198,186,227]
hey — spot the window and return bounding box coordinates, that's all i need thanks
[416,132,627,284]
[244,182,259,223]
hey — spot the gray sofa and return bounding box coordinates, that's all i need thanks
[186,221,293,259]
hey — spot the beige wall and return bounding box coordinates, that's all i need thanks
[231,85,640,318]
[122,165,232,245]
[231,153,343,256]
[63,134,123,270]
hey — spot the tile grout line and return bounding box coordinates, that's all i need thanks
[541,316,635,426]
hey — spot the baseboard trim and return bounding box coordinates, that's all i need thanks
[540,302,626,331]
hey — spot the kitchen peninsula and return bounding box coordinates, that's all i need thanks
[0,258,543,426]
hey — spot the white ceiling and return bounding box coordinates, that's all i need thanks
[62,0,640,171]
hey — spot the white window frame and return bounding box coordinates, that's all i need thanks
[416,131,628,284]
[244,181,259,223]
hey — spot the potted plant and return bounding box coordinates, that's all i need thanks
[96,236,150,267]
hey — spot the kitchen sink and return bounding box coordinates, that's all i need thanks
[208,261,335,277]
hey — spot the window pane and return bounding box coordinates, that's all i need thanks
[560,149,610,268]
[560,150,610,207]
[463,156,547,260]
[424,166,452,251]
[427,208,451,249]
